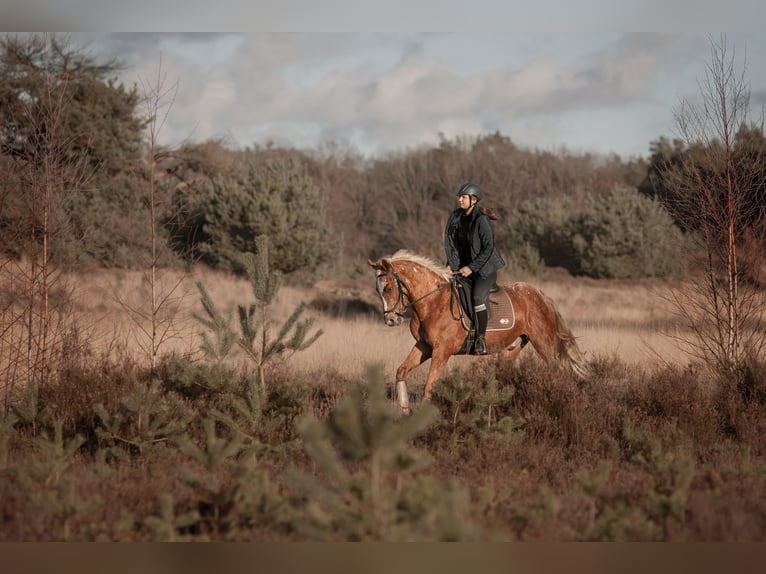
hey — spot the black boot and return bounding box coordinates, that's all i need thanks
[473,308,489,355]
[474,334,488,355]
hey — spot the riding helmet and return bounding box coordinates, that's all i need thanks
[456,182,482,200]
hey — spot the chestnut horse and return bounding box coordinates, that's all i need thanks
[368,250,588,413]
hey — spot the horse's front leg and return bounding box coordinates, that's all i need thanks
[422,346,453,402]
[395,341,432,414]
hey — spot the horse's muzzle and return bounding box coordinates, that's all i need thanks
[384,312,403,327]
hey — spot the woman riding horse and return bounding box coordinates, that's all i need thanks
[444,182,505,355]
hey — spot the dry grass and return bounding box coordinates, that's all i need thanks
[527,270,689,367]
[52,265,693,384]
[5,263,766,542]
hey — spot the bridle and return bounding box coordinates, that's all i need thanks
[375,264,452,321]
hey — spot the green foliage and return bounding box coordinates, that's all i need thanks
[192,281,239,364]
[504,242,545,276]
[619,417,696,538]
[11,381,54,436]
[158,355,240,400]
[566,187,687,279]
[174,417,288,540]
[94,380,192,457]
[0,420,101,541]
[207,375,267,443]
[30,420,86,485]
[176,158,340,279]
[143,494,200,542]
[3,352,766,540]
[508,187,686,279]
[66,172,180,268]
[506,195,578,272]
[433,366,526,445]
[286,364,479,541]
[0,34,148,266]
[640,128,766,235]
[0,34,144,175]
[195,235,323,390]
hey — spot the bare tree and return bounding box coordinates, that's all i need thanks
[0,34,93,408]
[116,58,195,371]
[663,35,766,374]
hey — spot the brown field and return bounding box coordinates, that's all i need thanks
[65,265,690,384]
[4,263,766,542]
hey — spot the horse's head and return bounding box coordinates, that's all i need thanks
[367,258,408,326]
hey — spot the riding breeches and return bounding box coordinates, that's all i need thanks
[471,270,496,313]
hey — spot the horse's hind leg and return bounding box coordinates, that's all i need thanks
[500,334,529,362]
[395,341,432,414]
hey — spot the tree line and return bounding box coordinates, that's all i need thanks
[1,34,765,285]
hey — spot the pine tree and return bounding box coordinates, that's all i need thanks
[194,235,323,391]
[286,364,479,541]
[177,158,340,279]
[192,281,238,365]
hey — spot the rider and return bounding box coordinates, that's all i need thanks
[444,182,505,355]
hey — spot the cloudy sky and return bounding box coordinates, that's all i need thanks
[12,14,763,160]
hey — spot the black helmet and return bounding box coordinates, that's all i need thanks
[456,182,482,200]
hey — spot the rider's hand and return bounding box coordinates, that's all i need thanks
[459,266,473,277]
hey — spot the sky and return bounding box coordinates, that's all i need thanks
[6,3,766,160]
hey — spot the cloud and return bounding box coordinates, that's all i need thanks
[64,32,766,158]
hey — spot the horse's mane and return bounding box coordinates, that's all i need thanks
[389,249,452,281]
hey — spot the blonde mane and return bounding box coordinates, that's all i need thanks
[389,249,452,281]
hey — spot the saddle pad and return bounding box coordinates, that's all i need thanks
[487,288,515,331]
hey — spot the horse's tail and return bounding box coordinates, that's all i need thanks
[551,304,589,380]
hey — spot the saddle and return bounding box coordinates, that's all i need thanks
[452,276,516,355]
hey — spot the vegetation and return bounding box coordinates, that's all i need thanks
[505,187,686,278]
[194,235,323,390]
[1,345,766,541]
[639,37,766,375]
[3,32,766,542]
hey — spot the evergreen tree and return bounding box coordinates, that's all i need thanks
[286,365,478,541]
[176,158,340,280]
[194,235,323,390]
[567,186,687,279]
[0,33,147,264]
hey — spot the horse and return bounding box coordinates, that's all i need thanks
[368,249,588,414]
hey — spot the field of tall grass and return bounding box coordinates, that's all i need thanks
[68,265,690,384]
[2,263,766,541]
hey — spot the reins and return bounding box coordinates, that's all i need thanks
[380,266,452,319]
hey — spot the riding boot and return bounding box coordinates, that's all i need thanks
[473,308,489,355]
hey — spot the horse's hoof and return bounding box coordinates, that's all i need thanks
[401,407,412,416]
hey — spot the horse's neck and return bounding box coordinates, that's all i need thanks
[401,263,442,293]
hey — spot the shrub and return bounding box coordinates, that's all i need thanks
[566,186,687,279]
[174,158,341,281]
[507,188,686,279]
[505,195,578,272]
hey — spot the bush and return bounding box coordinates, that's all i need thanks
[175,158,340,281]
[507,187,686,279]
[505,195,578,272]
[566,186,687,279]
[4,347,766,541]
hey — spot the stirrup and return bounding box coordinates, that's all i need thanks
[459,331,475,355]
[473,335,488,355]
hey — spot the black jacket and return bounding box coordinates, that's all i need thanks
[444,207,505,278]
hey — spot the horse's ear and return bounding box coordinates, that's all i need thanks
[367,258,380,270]
[380,259,393,273]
